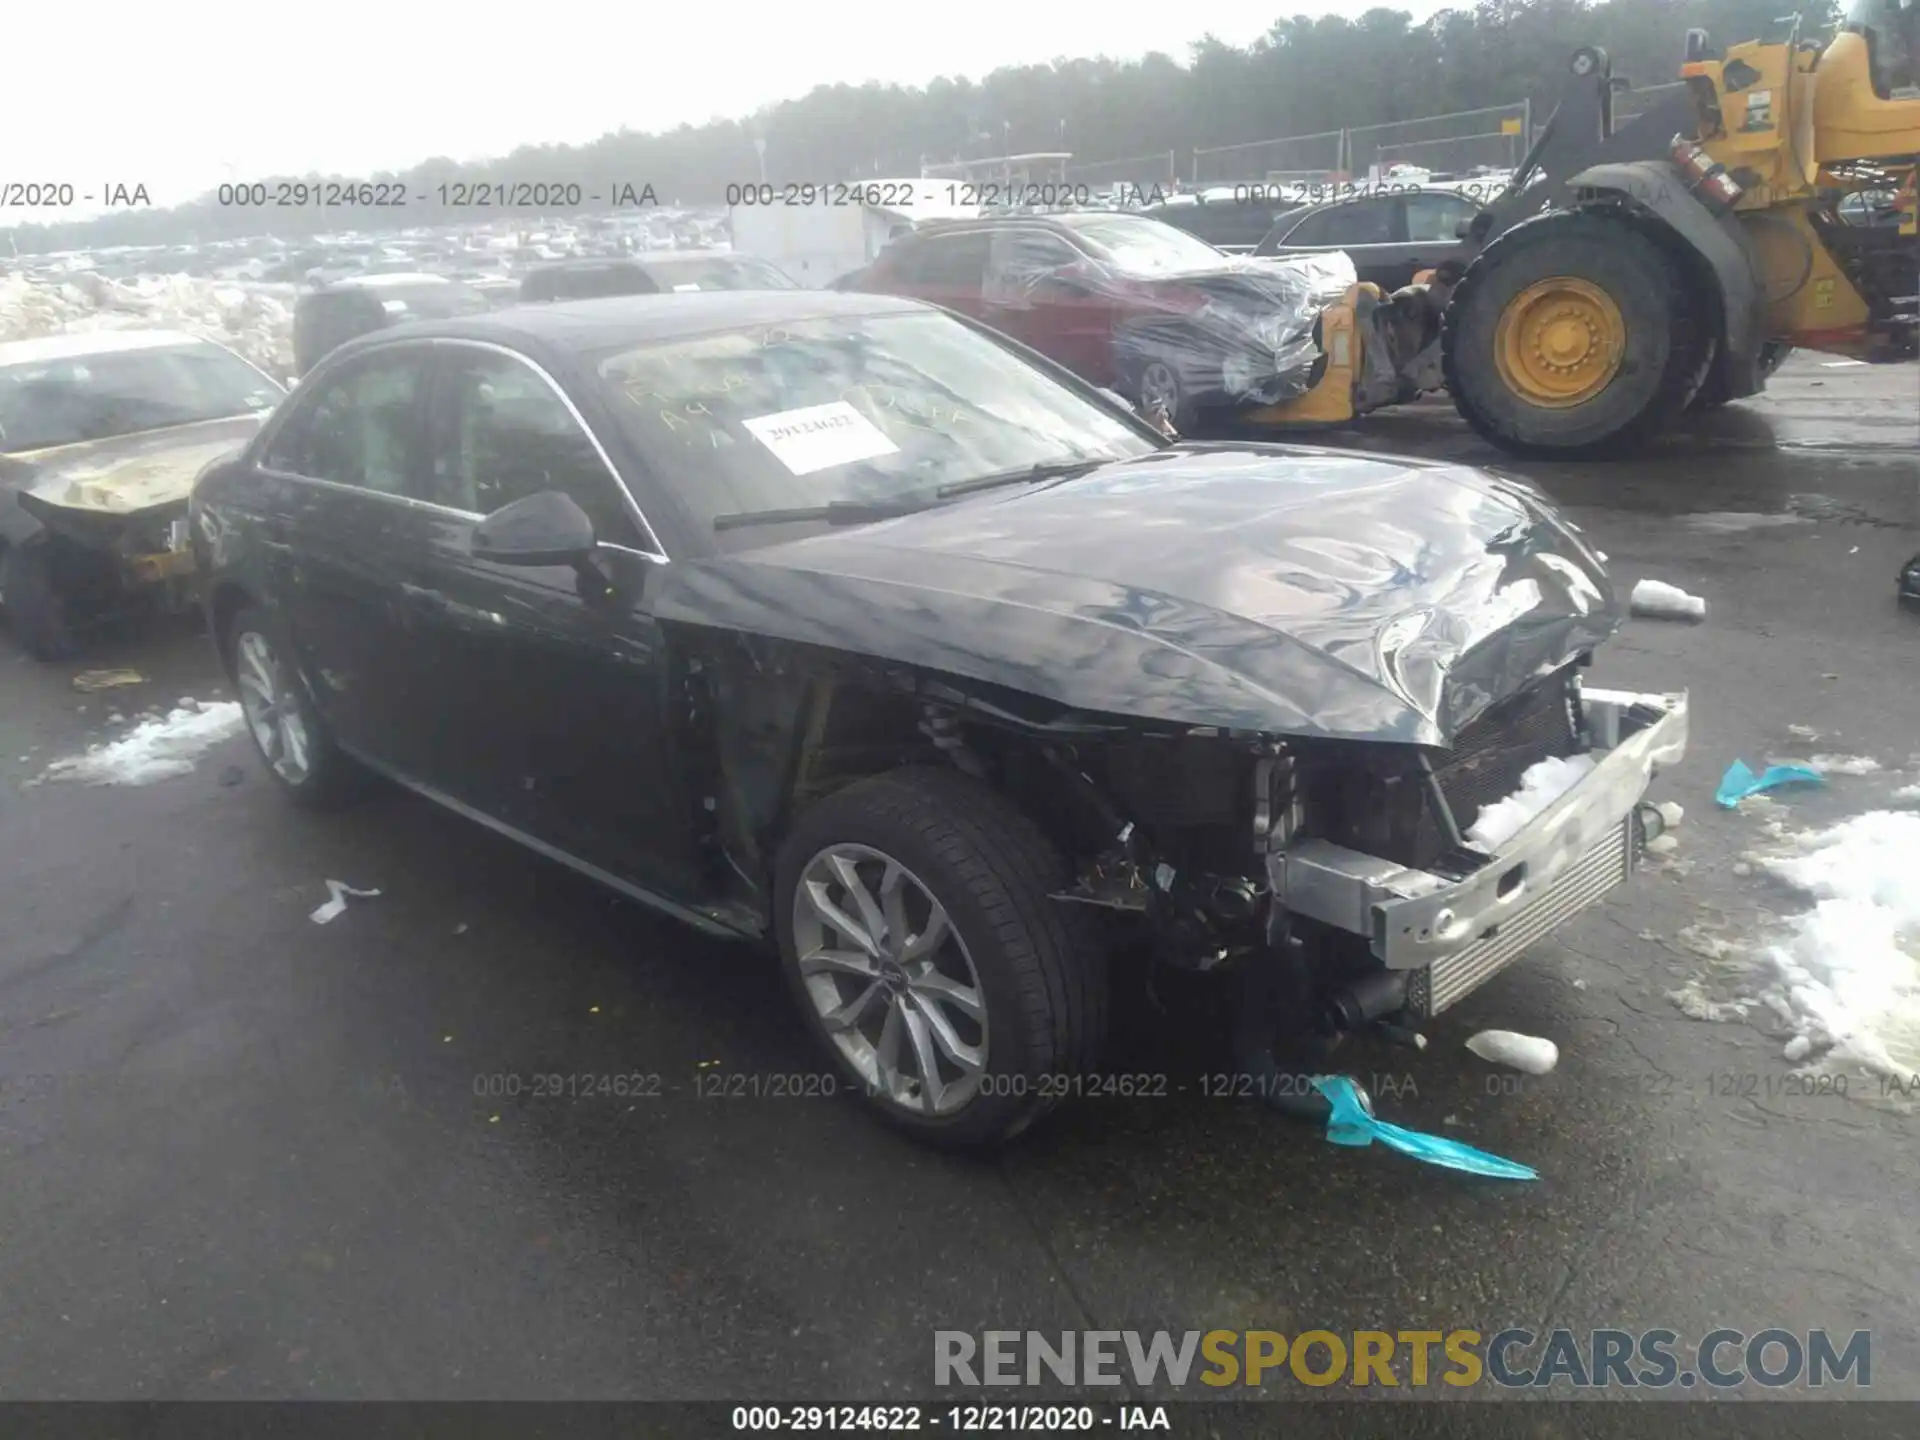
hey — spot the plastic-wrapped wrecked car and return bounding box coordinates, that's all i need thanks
[191,291,1688,1149]
[0,330,284,659]
[845,212,1355,431]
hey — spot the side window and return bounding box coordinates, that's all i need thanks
[985,229,1081,303]
[263,351,427,496]
[1285,198,1397,247]
[431,352,648,551]
[1405,192,1481,243]
[901,233,991,289]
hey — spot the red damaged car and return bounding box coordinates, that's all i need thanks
[843,212,1351,430]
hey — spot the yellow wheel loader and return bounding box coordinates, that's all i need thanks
[1240,1,1919,458]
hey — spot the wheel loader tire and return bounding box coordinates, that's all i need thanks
[1442,210,1708,459]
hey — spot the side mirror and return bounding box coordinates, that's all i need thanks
[471,489,596,566]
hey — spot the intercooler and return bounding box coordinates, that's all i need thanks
[1405,814,1636,1019]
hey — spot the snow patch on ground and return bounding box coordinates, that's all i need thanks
[41,701,246,786]
[1669,809,1920,1075]
[1683,512,1810,534]
[1804,753,1882,776]
[1465,754,1597,849]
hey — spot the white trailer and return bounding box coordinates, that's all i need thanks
[727,180,980,288]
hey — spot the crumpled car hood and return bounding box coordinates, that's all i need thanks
[10,415,267,517]
[657,444,1620,747]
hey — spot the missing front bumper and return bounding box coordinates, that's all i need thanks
[1268,688,1688,1008]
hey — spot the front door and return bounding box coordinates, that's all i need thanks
[252,345,435,759]
[398,343,692,893]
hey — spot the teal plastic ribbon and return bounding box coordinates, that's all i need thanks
[1715,758,1824,808]
[1311,1075,1539,1180]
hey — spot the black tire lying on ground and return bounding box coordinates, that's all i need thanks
[774,767,1109,1150]
[1443,208,1707,459]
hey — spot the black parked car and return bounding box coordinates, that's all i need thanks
[292,273,493,377]
[1254,189,1485,292]
[192,291,1687,1148]
[520,251,798,302]
[1142,193,1300,253]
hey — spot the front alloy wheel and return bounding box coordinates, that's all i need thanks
[792,844,989,1116]
[774,768,1108,1149]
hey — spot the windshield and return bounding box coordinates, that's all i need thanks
[596,310,1159,547]
[0,341,284,453]
[646,256,799,291]
[1054,214,1228,274]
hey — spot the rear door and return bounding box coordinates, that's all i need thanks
[253,344,436,759]
[396,342,691,891]
[1260,195,1410,288]
[876,231,993,319]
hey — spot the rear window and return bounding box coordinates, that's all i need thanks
[643,256,798,291]
[522,266,660,302]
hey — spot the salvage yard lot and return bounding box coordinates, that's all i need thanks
[1,354,1916,1411]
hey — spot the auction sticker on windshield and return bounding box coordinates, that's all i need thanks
[743,401,900,475]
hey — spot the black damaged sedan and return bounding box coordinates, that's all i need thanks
[191,291,1687,1148]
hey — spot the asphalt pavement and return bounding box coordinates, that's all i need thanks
[1,356,1916,1422]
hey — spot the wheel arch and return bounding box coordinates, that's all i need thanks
[206,579,257,677]
[1563,160,1769,400]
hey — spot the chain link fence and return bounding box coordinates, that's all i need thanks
[1190,129,1345,186]
[1062,152,1178,197]
[1345,103,1532,180]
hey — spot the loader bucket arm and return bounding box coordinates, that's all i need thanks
[1466,50,1703,256]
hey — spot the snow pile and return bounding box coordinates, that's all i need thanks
[0,273,295,377]
[41,701,246,786]
[1672,810,1920,1075]
[1629,578,1707,621]
[1465,754,1598,849]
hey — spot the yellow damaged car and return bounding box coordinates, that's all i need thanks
[0,330,285,660]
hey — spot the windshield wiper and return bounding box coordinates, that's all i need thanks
[934,457,1110,498]
[711,459,1112,533]
[712,496,944,532]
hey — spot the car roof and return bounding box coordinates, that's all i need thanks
[638,249,750,264]
[312,272,456,291]
[0,329,212,366]
[337,289,931,356]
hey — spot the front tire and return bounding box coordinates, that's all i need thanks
[1443,209,1706,458]
[226,604,357,807]
[1,536,80,661]
[774,768,1108,1150]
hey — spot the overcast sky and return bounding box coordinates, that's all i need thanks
[4,0,1455,222]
